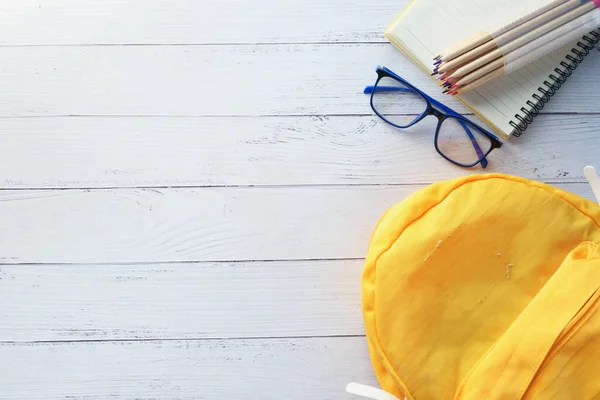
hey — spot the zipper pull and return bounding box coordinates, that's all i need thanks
[346,382,405,400]
[584,166,600,205]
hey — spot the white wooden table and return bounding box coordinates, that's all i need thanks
[0,1,598,399]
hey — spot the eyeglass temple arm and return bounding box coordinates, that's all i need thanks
[364,86,488,167]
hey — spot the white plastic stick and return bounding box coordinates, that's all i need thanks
[584,166,600,205]
[346,383,404,400]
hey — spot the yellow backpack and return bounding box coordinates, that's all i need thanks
[358,173,600,400]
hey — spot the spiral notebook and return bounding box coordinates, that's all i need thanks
[387,0,600,139]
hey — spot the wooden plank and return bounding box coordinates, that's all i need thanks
[0,185,416,264]
[0,337,377,400]
[0,0,403,45]
[0,260,364,342]
[0,184,592,264]
[0,114,598,189]
[0,44,597,118]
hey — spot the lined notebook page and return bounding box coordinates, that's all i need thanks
[387,0,579,137]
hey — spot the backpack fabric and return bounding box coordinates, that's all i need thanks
[362,174,600,399]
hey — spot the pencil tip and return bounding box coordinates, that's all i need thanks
[442,89,449,94]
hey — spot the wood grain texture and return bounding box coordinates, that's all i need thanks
[0,114,598,189]
[0,44,598,118]
[0,186,416,264]
[0,337,376,400]
[0,184,592,265]
[0,260,364,342]
[0,0,403,45]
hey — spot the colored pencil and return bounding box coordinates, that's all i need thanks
[450,9,600,93]
[448,2,597,80]
[437,0,584,73]
[436,0,569,61]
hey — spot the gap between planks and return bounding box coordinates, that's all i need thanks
[0,41,391,48]
[0,334,368,345]
[0,181,590,192]
[3,112,600,118]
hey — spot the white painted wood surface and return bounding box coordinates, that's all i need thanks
[1,44,598,117]
[0,186,412,264]
[0,261,364,341]
[0,0,598,399]
[0,115,597,189]
[0,337,377,400]
[0,0,400,45]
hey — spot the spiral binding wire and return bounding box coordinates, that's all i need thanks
[510,29,600,137]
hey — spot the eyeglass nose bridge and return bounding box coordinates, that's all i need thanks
[431,108,445,121]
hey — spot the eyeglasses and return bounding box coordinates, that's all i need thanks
[365,66,502,169]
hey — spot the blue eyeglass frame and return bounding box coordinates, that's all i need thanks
[364,66,503,169]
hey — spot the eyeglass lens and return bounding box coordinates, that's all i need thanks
[371,76,429,128]
[436,117,493,166]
